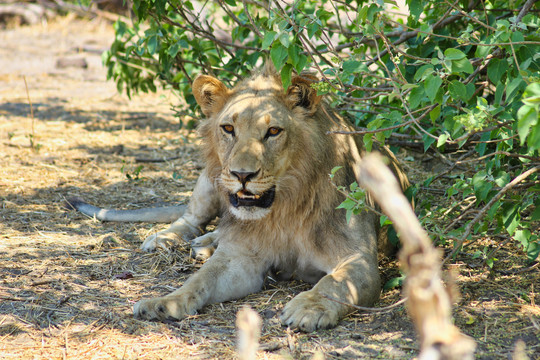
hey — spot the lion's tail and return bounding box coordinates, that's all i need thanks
[65,198,186,223]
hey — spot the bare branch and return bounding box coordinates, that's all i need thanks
[236,307,262,360]
[516,0,537,23]
[358,153,476,360]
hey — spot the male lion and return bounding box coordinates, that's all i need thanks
[69,64,409,332]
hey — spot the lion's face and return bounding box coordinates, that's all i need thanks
[193,68,321,221]
[215,91,293,220]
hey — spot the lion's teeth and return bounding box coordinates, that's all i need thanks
[237,190,262,200]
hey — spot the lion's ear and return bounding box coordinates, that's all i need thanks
[285,74,322,115]
[193,75,230,117]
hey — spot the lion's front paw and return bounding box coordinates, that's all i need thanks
[141,219,203,252]
[140,231,181,252]
[280,291,339,332]
[133,295,198,321]
[190,231,218,261]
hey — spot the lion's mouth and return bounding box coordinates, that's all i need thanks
[229,187,276,208]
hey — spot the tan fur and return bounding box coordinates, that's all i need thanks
[134,65,409,332]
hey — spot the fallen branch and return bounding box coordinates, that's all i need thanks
[358,153,476,360]
[0,3,52,25]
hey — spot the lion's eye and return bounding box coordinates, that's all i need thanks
[265,127,282,138]
[221,125,235,136]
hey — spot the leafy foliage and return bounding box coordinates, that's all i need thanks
[104,0,540,264]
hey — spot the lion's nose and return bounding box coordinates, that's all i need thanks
[231,170,259,186]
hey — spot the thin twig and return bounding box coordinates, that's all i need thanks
[322,294,408,313]
[23,76,35,143]
[327,104,437,136]
[455,151,540,163]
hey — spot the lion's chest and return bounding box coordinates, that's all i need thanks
[270,238,334,284]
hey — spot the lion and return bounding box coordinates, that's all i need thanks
[68,64,410,332]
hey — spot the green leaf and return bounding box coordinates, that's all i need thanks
[465,82,476,101]
[337,198,356,211]
[281,64,293,90]
[270,43,288,70]
[472,172,493,202]
[342,60,362,75]
[424,74,443,102]
[487,59,508,85]
[379,215,392,227]
[422,133,437,152]
[451,58,474,74]
[528,121,540,150]
[517,105,538,145]
[430,104,441,122]
[288,44,300,70]
[515,229,531,248]
[486,257,496,268]
[494,171,510,187]
[346,209,353,224]
[366,4,381,21]
[526,241,540,261]
[147,35,158,55]
[383,275,405,290]
[494,82,505,105]
[409,86,424,109]
[358,6,368,21]
[294,54,308,73]
[502,204,520,236]
[522,82,540,107]
[444,48,467,60]
[437,133,449,148]
[448,80,468,102]
[278,32,291,48]
[407,0,423,20]
[532,205,540,221]
[388,225,400,246]
[414,64,434,81]
[363,133,373,152]
[167,42,181,58]
[511,31,525,49]
[330,166,343,177]
[262,31,276,49]
[507,77,525,103]
[307,22,319,38]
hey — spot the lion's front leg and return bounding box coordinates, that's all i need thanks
[134,244,267,321]
[141,169,221,251]
[280,254,380,332]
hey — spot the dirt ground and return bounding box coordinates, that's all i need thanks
[1,16,539,360]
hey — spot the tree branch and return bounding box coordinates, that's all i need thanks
[358,153,476,360]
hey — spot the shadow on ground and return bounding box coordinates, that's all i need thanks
[0,99,181,133]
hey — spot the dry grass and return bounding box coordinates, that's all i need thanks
[0,16,538,359]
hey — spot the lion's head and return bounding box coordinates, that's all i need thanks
[192,65,343,222]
